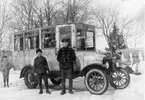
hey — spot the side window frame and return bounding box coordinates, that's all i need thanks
[41,28,55,49]
[76,28,95,51]
[14,34,23,51]
[25,30,39,50]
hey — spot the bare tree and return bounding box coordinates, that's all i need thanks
[0,1,12,51]
[93,5,133,54]
[10,0,33,31]
[32,0,61,26]
[10,0,61,31]
[55,0,92,24]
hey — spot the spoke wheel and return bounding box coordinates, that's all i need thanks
[24,70,38,89]
[84,69,108,95]
[110,68,130,89]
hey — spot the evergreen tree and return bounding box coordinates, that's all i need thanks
[108,23,127,55]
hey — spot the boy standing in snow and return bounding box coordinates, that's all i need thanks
[57,38,76,95]
[0,56,15,87]
[33,49,51,94]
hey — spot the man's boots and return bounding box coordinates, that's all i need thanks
[60,78,66,95]
[39,88,43,94]
[7,79,9,87]
[69,79,74,94]
[45,82,51,94]
[46,89,51,94]
[4,79,6,87]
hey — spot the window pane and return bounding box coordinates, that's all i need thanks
[36,35,39,49]
[76,29,94,51]
[30,37,34,49]
[59,26,71,47]
[85,31,94,49]
[25,38,30,49]
[25,35,39,50]
[20,37,23,50]
[41,29,55,48]
[59,26,71,39]
[14,35,23,51]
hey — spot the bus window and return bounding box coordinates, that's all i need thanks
[76,29,95,51]
[14,35,23,51]
[25,31,39,50]
[42,34,55,48]
[41,29,55,48]
[59,26,71,47]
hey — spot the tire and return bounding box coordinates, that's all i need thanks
[50,78,61,85]
[84,69,109,95]
[110,68,130,89]
[24,69,38,89]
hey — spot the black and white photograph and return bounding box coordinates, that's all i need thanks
[0,0,144,100]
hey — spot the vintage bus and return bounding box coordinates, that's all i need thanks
[12,23,130,95]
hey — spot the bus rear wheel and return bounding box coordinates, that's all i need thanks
[24,69,38,89]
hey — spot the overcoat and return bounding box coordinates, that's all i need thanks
[0,61,14,79]
[33,56,49,74]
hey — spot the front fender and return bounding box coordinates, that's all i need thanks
[19,65,33,78]
[80,63,107,76]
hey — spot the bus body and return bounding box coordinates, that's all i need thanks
[12,23,130,95]
[12,23,104,77]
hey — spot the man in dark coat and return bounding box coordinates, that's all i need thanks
[57,38,76,95]
[33,49,51,94]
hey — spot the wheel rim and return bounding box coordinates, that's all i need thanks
[111,70,127,87]
[27,73,37,85]
[87,72,105,92]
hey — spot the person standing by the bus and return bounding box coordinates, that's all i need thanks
[0,56,15,87]
[33,49,51,94]
[57,38,76,95]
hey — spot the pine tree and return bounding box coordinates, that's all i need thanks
[108,23,127,55]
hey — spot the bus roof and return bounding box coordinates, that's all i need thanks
[13,23,95,35]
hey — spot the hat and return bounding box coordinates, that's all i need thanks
[61,38,69,42]
[36,49,42,54]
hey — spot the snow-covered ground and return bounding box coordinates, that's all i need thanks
[0,62,144,100]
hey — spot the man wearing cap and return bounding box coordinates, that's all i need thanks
[57,39,76,95]
[33,49,51,94]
